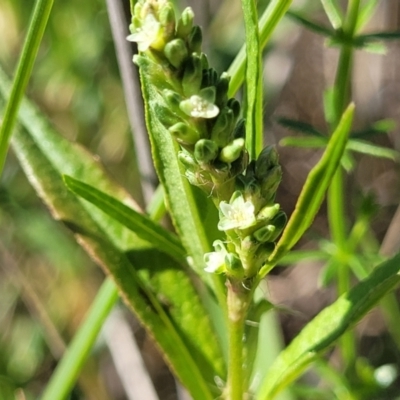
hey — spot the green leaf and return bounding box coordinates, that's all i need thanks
[256,252,400,399]
[262,103,354,273]
[241,0,263,159]
[0,0,54,175]
[0,66,225,399]
[351,118,396,139]
[279,136,328,148]
[356,0,380,31]
[358,31,400,41]
[63,175,186,263]
[321,0,343,30]
[139,68,227,304]
[228,0,293,97]
[347,139,400,161]
[277,117,326,137]
[286,11,335,37]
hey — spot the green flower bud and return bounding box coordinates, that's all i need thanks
[233,118,246,139]
[253,225,275,243]
[194,139,219,163]
[177,7,194,39]
[270,211,287,237]
[161,89,187,119]
[202,68,218,88]
[257,203,280,221]
[227,98,241,119]
[154,103,180,127]
[158,3,175,39]
[188,26,202,54]
[215,72,230,105]
[169,122,199,145]
[219,138,245,163]
[255,146,280,179]
[225,253,243,278]
[182,54,203,97]
[200,53,209,69]
[211,108,234,147]
[259,165,282,200]
[178,150,198,169]
[164,39,188,68]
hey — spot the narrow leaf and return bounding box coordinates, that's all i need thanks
[286,11,335,37]
[321,0,343,30]
[356,0,380,31]
[263,103,354,273]
[277,117,325,137]
[347,139,400,161]
[63,175,186,263]
[279,137,328,148]
[228,0,293,97]
[0,0,54,175]
[242,0,263,159]
[256,252,400,399]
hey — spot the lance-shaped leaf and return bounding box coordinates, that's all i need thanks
[63,175,186,263]
[261,103,354,274]
[256,252,400,399]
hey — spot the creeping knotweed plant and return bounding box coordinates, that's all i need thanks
[128,0,286,284]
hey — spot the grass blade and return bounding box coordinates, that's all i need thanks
[0,0,54,175]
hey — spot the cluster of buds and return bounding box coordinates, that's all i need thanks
[130,0,286,279]
[129,0,247,202]
[205,147,286,279]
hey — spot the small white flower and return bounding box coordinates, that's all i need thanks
[180,95,220,119]
[218,194,256,231]
[204,240,227,273]
[127,13,162,52]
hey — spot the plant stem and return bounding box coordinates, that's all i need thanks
[226,280,251,400]
[328,0,360,372]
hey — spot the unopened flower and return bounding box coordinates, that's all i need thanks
[127,13,162,52]
[218,193,256,231]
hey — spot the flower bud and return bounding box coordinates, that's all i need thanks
[215,72,230,105]
[225,253,243,278]
[219,138,245,163]
[257,203,280,221]
[253,225,275,243]
[259,166,282,200]
[164,38,188,68]
[169,122,199,145]
[182,54,203,97]
[255,146,280,179]
[202,68,218,88]
[200,53,209,69]
[178,150,198,168]
[188,26,202,54]
[177,7,194,39]
[211,108,234,147]
[194,139,219,163]
[227,98,241,120]
[270,211,287,235]
[158,2,176,39]
[154,103,180,127]
[233,118,246,139]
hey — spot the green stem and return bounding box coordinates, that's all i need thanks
[226,280,251,400]
[327,0,360,372]
[40,277,119,400]
[0,0,54,176]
